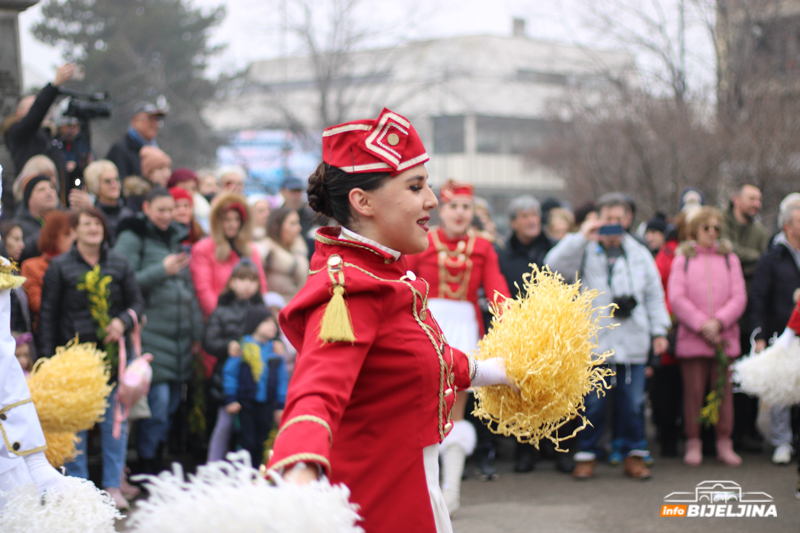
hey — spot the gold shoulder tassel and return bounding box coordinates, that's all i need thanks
[319,254,356,343]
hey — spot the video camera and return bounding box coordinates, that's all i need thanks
[62,90,112,120]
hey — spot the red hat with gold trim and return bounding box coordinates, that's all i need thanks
[322,108,429,176]
[439,179,474,203]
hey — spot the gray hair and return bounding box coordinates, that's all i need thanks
[780,200,800,228]
[597,192,632,214]
[507,195,541,220]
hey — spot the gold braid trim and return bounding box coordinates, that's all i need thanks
[315,232,398,262]
[0,399,47,456]
[269,453,331,473]
[341,262,454,439]
[277,415,333,445]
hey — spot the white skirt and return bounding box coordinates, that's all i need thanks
[427,299,479,354]
[423,444,453,533]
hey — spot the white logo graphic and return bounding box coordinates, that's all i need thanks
[661,481,776,518]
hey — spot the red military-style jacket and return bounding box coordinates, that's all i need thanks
[268,227,472,533]
[406,227,510,334]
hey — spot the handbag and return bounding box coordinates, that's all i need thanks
[113,309,153,438]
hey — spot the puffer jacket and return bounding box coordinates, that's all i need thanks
[203,292,266,403]
[749,233,800,341]
[262,236,309,301]
[37,244,144,360]
[113,215,203,384]
[667,240,747,358]
[544,232,671,364]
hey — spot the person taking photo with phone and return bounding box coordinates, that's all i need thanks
[545,192,671,481]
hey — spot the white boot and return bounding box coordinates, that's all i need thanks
[441,444,466,515]
[439,420,476,516]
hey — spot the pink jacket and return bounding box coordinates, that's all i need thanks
[667,241,747,358]
[190,237,268,318]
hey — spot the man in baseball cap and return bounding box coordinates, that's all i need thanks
[105,100,169,180]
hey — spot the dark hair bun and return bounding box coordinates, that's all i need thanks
[307,163,334,218]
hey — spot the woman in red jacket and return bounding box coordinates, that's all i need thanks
[406,180,510,513]
[266,108,514,533]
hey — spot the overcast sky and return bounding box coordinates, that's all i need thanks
[18,0,716,95]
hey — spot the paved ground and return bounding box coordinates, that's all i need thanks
[453,445,799,533]
[116,441,799,532]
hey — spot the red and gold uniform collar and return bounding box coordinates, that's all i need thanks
[313,226,403,266]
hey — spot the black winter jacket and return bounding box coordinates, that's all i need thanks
[38,244,145,360]
[96,198,134,246]
[12,206,45,263]
[106,131,144,180]
[3,84,67,204]
[749,240,800,340]
[495,232,554,297]
[203,292,266,403]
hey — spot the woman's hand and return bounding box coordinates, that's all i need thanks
[228,340,242,357]
[163,253,191,275]
[103,317,126,344]
[754,339,767,353]
[700,319,722,344]
[68,188,93,209]
[283,463,319,485]
[274,409,283,423]
[472,357,519,393]
[225,401,241,414]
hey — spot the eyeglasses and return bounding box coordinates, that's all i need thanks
[702,225,721,233]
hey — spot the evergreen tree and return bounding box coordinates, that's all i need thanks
[33,0,226,168]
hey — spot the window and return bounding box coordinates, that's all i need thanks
[432,115,465,154]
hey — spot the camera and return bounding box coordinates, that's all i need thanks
[64,92,112,120]
[612,295,637,318]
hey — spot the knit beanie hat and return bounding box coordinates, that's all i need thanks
[140,146,172,180]
[244,306,274,336]
[168,168,199,189]
[23,175,52,208]
[169,186,193,206]
[646,213,668,234]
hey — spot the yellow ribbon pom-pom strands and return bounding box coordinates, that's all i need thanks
[27,338,112,434]
[43,431,80,468]
[473,266,615,449]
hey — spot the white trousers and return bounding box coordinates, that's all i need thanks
[423,444,453,533]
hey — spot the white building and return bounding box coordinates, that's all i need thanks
[203,21,636,212]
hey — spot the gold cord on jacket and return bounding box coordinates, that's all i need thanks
[431,230,476,300]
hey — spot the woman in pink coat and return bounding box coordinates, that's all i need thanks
[668,206,747,467]
[190,193,268,318]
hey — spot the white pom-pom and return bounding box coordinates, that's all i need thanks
[0,477,122,532]
[733,336,800,407]
[128,450,363,533]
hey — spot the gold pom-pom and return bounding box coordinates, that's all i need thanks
[473,266,615,449]
[43,431,80,468]
[28,338,113,434]
[0,257,25,290]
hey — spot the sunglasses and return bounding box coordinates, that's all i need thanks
[702,225,721,233]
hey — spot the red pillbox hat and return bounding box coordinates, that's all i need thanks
[322,108,429,176]
[440,179,474,203]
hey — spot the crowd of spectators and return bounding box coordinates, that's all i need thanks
[2,63,799,508]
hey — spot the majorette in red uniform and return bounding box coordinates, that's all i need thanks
[406,181,510,514]
[266,109,513,533]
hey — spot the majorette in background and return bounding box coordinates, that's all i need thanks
[406,179,511,514]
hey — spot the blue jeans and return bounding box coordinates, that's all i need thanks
[65,385,127,488]
[137,381,182,460]
[578,363,647,457]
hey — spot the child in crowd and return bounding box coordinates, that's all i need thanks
[12,331,33,375]
[203,259,279,462]
[223,307,288,468]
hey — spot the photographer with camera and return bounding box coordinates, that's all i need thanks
[106,102,167,180]
[545,193,670,481]
[2,64,78,212]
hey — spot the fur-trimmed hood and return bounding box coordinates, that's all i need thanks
[209,192,253,262]
[676,238,733,258]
